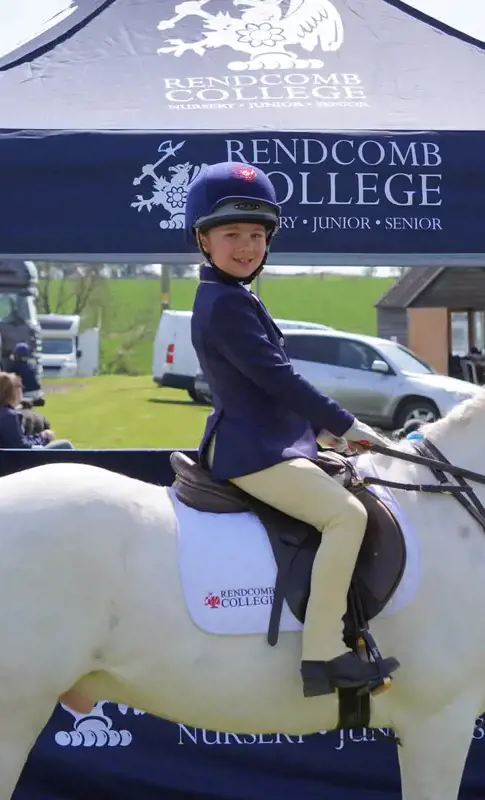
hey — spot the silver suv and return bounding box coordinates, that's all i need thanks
[195,329,480,429]
[281,329,479,429]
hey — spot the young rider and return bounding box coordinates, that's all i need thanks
[186,161,399,698]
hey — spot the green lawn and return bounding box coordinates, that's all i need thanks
[44,376,207,449]
[69,273,394,375]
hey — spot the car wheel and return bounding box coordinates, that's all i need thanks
[395,399,439,429]
[187,389,202,403]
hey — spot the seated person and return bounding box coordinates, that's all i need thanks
[0,372,74,449]
[5,342,41,393]
[0,372,41,448]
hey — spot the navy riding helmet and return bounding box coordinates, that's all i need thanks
[184,161,281,283]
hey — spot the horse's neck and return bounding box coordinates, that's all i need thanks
[422,393,485,481]
[376,430,484,490]
[373,437,485,552]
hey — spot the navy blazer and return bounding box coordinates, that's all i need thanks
[0,406,30,449]
[191,265,354,481]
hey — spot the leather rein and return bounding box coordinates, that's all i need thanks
[356,439,485,534]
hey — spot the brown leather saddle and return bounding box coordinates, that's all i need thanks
[170,450,406,649]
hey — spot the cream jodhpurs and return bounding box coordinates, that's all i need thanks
[208,441,368,661]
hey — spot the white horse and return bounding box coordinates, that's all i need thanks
[2,392,485,800]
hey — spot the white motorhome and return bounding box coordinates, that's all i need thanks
[153,309,331,401]
[38,314,100,378]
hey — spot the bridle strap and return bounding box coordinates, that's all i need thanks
[360,438,485,534]
[368,441,485,487]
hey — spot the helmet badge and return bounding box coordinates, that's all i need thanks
[231,166,258,181]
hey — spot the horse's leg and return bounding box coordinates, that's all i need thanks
[396,692,480,800]
[0,694,56,800]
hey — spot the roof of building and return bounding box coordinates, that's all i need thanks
[375,267,446,308]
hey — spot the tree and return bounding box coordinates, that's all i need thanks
[35,261,108,316]
[106,263,153,278]
[169,264,197,278]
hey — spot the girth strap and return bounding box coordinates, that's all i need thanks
[268,565,288,647]
[252,499,314,647]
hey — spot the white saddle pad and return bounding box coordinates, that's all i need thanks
[170,454,420,636]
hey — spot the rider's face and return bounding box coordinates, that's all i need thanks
[199,222,267,280]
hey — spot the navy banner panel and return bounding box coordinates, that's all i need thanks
[0,130,483,257]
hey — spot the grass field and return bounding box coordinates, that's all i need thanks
[44,376,208,449]
[76,273,394,375]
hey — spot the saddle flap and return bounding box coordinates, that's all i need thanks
[260,482,407,631]
[352,486,406,607]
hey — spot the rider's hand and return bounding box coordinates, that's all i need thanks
[343,419,387,452]
[317,430,349,453]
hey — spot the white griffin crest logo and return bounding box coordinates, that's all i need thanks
[131,140,207,229]
[55,701,146,747]
[157,0,344,71]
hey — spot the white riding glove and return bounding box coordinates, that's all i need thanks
[317,430,349,453]
[343,419,388,452]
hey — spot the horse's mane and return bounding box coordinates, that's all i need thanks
[418,387,485,446]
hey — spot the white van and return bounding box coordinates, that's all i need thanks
[38,314,100,379]
[39,314,80,378]
[153,309,331,401]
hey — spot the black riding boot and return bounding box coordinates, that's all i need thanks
[301,651,400,698]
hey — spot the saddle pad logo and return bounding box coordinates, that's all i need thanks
[205,587,275,608]
[205,592,221,608]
